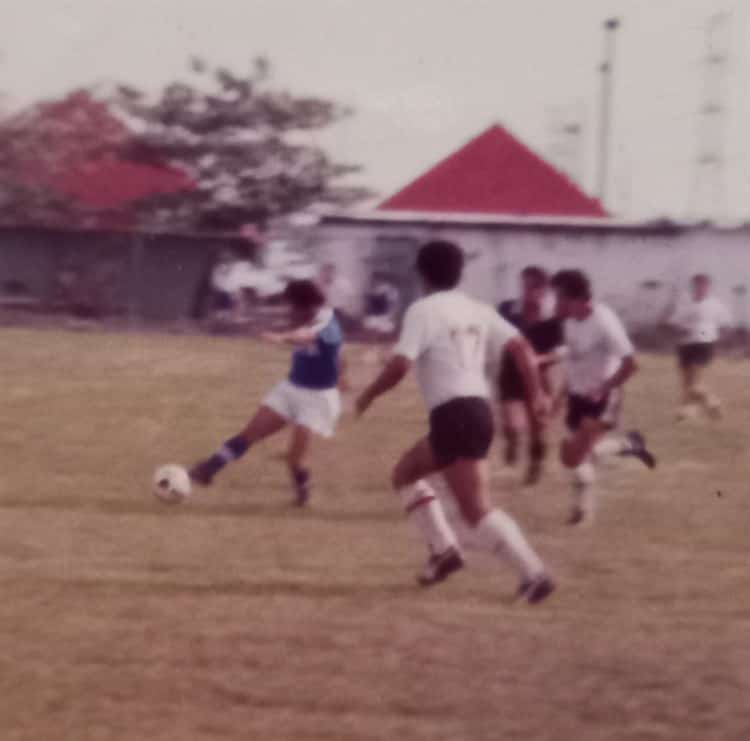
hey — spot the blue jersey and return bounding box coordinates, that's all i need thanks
[289,309,343,390]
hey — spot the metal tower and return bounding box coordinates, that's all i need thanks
[545,102,586,188]
[688,12,731,221]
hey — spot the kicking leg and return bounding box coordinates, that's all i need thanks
[441,458,553,604]
[190,405,287,486]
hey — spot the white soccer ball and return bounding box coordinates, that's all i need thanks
[152,464,192,504]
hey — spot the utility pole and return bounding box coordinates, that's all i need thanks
[596,18,620,207]
[688,12,731,222]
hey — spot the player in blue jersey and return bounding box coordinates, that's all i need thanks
[189,280,343,506]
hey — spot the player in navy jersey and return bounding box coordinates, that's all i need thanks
[498,266,564,484]
[189,280,343,506]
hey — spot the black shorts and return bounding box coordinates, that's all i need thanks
[566,391,622,432]
[429,397,495,467]
[499,353,525,401]
[678,342,714,369]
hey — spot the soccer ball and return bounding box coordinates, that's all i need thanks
[152,464,192,504]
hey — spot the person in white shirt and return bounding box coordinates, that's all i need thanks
[551,270,656,526]
[356,240,555,604]
[669,273,732,420]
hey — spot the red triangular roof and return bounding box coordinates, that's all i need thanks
[3,90,192,226]
[379,124,607,218]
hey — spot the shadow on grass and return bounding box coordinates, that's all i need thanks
[34,574,420,601]
[0,496,400,523]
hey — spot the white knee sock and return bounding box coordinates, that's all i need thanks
[398,481,458,556]
[472,509,545,581]
[592,436,626,463]
[573,461,596,516]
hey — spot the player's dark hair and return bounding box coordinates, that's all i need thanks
[551,269,592,301]
[521,265,548,286]
[416,240,464,289]
[692,273,711,284]
[284,280,326,309]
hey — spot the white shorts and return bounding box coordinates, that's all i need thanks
[363,315,396,334]
[263,380,341,438]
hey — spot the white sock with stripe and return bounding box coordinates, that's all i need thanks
[398,481,458,556]
[472,509,545,581]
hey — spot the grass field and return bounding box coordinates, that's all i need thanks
[1,326,749,741]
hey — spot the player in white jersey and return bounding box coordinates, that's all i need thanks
[551,270,656,526]
[356,241,555,604]
[668,273,732,420]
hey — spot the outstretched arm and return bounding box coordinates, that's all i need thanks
[261,327,318,347]
[356,355,411,416]
[506,336,548,417]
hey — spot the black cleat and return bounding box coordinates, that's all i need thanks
[566,506,591,527]
[189,458,221,487]
[518,573,556,605]
[623,430,657,469]
[292,468,311,507]
[417,546,465,587]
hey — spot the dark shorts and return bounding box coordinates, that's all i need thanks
[566,390,622,432]
[429,397,495,467]
[678,342,714,369]
[499,353,525,401]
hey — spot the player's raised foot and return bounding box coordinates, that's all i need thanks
[622,430,657,469]
[189,457,222,487]
[292,467,311,507]
[518,573,556,605]
[417,546,465,587]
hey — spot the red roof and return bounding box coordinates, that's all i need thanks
[379,124,607,218]
[4,91,192,226]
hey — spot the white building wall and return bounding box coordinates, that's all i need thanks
[309,222,750,330]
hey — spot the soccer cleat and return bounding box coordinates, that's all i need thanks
[188,457,222,487]
[622,430,657,469]
[292,467,311,507]
[417,546,465,587]
[518,573,556,605]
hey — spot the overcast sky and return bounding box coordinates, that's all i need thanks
[1,0,748,220]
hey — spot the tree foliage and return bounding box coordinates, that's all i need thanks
[110,57,372,231]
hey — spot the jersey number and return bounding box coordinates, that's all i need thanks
[451,326,482,367]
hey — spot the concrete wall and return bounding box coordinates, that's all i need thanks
[0,227,237,321]
[309,221,750,332]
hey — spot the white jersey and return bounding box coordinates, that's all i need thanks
[393,290,519,411]
[671,296,731,344]
[563,303,634,396]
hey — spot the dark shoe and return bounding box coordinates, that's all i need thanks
[623,430,657,469]
[417,546,465,587]
[518,573,556,605]
[293,468,311,507]
[189,457,222,486]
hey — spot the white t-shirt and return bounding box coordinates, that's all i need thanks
[563,303,635,396]
[671,296,732,344]
[393,290,519,411]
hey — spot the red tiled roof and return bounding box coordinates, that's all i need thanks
[4,90,192,225]
[379,124,607,218]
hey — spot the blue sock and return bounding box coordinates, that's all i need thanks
[214,435,250,466]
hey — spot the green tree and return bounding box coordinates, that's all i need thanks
[111,57,372,231]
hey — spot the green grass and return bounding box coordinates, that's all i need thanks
[1,327,749,741]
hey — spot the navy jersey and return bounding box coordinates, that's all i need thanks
[498,299,563,354]
[289,309,343,390]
